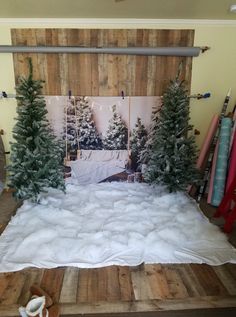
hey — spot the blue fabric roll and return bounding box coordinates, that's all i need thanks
[211,117,232,206]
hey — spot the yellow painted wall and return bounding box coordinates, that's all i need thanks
[0,21,236,157]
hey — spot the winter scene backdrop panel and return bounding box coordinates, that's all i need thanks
[46,96,161,146]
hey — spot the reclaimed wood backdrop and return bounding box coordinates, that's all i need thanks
[11,29,194,96]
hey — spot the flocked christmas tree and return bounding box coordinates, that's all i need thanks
[8,59,65,202]
[130,117,148,170]
[103,105,128,150]
[76,97,102,150]
[144,78,199,192]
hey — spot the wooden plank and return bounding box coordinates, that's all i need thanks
[117,29,128,96]
[126,29,137,96]
[90,29,99,96]
[225,264,236,280]
[131,264,153,300]
[17,268,44,306]
[174,264,207,297]
[107,30,119,96]
[77,269,90,303]
[0,303,236,317]
[162,265,189,299]
[34,29,48,94]
[98,29,109,96]
[147,29,157,96]
[11,29,29,85]
[117,266,135,301]
[0,273,11,300]
[45,29,61,95]
[59,267,79,304]
[135,29,148,96]
[190,264,229,296]
[0,271,26,305]
[213,265,236,295]
[58,29,69,96]
[61,296,236,315]
[106,266,121,301]
[78,29,92,96]
[40,267,65,303]
[144,264,171,299]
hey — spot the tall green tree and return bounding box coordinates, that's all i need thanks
[145,79,199,192]
[8,59,65,202]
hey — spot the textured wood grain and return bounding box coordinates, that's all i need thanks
[11,29,194,96]
[0,271,26,305]
[0,264,236,316]
[17,268,44,306]
[59,267,79,303]
[190,264,229,297]
[40,267,65,303]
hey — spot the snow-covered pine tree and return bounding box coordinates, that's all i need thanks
[130,117,148,170]
[103,105,128,150]
[76,97,102,150]
[144,78,199,192]
[64,97,78,155]
[8,59,65,202]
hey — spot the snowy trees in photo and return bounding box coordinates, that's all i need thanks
[144,78,199,192]
[8,59,65,202]
[63,96,102,155]
[64,97,78,154]
[139,106,161,166]
[103,105,128,150]
[76,97,102,150]
[130,117,148,170]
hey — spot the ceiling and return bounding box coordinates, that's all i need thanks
[1,0,236,20]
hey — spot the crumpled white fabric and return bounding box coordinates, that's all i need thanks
[0,183,236,272]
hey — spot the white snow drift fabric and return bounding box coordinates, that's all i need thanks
[0,182,236,272]
[69,150,128,185]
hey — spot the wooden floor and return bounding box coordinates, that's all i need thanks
[0,191,236,317]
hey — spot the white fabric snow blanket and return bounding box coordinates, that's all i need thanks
[0,182,236,272]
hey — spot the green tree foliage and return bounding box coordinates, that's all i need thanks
[8,59,65,202]
[144,79,199,192]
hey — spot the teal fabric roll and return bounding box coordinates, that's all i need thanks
[211,117,232,206]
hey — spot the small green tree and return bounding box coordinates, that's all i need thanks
[144,79,199,192]
[130,117,148,170]
[103,105,128,150]
[8,59,65,202]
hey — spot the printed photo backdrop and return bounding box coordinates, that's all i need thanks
[45,96,161,140]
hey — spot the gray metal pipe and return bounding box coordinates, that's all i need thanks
[0,45,202,56]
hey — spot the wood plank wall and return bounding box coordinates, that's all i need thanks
[11,29,194,96]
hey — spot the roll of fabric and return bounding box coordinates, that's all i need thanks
[196,114,219,170]
[226,132,236,192]
[207,140,219,204]
[211,118,232,206]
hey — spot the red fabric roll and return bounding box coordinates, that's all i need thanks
[226,132,236,192]
[197,114,219,170]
